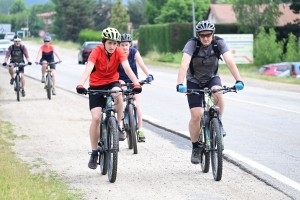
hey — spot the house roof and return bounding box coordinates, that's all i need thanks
[207,4,299,26]
[36,12,56,18]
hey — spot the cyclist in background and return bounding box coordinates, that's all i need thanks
[35,36,62,95]
[118,33,154,142]
[176,20,244,164]
[2,35,32,97]
[76,27,142,170]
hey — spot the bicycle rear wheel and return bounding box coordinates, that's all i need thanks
[107,116,118,183]
[46,73,51,100]
[199,116,210,173]
[15,76,20,101]
[128,104,138,154]
[99,120,107,175]
[210,118,223,181]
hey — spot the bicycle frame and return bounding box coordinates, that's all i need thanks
[12,63,27,101]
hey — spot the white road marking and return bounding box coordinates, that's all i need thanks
[226,97,300,114]
[224,149,300,192]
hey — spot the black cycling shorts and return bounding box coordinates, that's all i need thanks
[9,61,25,73]
[187,76,222,109]
[40,58,56,69]
[89,81,121,110]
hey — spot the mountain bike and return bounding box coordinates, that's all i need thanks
[186,86,236,181]
[12,62,28,102]
[39,61,60,100]
[120,80,150,154]
[85,88,124,183]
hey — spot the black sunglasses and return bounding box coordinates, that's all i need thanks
[198,32,213,38]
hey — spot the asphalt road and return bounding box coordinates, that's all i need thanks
[1,41,299,199]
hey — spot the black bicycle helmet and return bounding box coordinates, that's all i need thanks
[13,35,21,41]
[43,35,51,42]
[120,33,132,42]
[195,20,215,32]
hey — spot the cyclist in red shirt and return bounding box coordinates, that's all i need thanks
[76,27,142,170]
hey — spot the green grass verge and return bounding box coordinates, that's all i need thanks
[144,51,300,85]
[0,120,83,200]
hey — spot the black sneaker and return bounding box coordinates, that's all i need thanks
[21,90,26,97]
[88,153,98,169]
[118,127,126,141]
[191,148,201,164]
[10,78,14,85]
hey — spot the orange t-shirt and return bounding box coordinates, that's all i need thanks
[88,45,127,86]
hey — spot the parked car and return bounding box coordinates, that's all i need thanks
[290,62,300,78]
[258,62,291,76]
[0,39,12,54]
[4,32,16,41]
[78,41,102,64]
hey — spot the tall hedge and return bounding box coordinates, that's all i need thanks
[78,29,102,45]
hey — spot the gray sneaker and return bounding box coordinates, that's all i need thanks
[88,153,98,169]
[21,89,26,97]
[221,126,226,137]
[191,148,201,164]
[41,76,45,83]
[52,88,56,95]
[118,127,126,141]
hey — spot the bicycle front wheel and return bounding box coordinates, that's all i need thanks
[46,73,51,100]
[15,76,20,101]
[128,104,138,154]
[210,118,223,181]
[99,120,107,175]
[199,116,210,173]
[107,116,118,183]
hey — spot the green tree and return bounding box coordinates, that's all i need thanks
[283,33,299,61]
[9,0,26,14]
[0,0,16,14]
[52,0,94,42]
[110,0,130,33]
[145,0,168,24]
[93,0,113,31]
[254,26,283,66]
[128,0,147,29]
[233,0,282,35]
[28,4,46,37]
[154,0,210,24]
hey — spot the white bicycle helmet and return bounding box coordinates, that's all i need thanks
[13,35,21,41]
[102,27,121,42]
[195,20,215,32]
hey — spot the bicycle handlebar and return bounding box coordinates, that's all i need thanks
[120,79,150,88]
[84,89,129,96]
[186,86,237,95]
[12,62,29,67]
[38,61,61,65]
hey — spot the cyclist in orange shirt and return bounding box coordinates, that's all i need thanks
[76,27,142,170]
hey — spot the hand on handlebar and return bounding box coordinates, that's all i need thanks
[234,81,244,90]
[58,60,62,63]
[176,84,187,93]
[35,61,39,65]
[146,74,154,82]
[76,85,87,94]
[28,62,32,65]
[2,62,7,66]
[132,84,142,94]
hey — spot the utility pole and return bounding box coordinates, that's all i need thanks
[192,0,196,37]
[27,14,29,38]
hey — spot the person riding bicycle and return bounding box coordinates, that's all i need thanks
[76,27,142,170]
[35,35,62,95]
[118,33,154,142]
[176,20,244,164]
[2,35,32,97]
